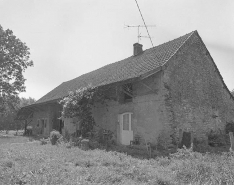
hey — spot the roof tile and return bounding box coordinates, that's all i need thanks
[36,31,195,104]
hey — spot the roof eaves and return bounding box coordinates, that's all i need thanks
[22,99,59,109]
[34,31,197,105]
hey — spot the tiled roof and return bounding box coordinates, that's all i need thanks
[36,31,195,104]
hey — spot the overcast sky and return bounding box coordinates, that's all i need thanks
[0,0,233,100]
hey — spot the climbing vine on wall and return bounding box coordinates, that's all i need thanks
[59,85,107,137]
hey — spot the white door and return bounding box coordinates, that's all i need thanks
[119,113,133,145]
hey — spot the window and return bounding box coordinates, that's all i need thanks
[122,83,133,103]
[123,114,130,130]
[121,113,132,131]
[44,119,47,128]
[37,119,40,127]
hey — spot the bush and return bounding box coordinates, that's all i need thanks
[40,138,49,145]
[156,129,174,152]
[208,130,226,147]
[63,129,71,142]
[50,130,61,145]
[170,146,195,160]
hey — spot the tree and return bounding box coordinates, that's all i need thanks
[0,25,33,114]
[59,86,108,137]
[231,89,234,97]
[59,86,97,137]
[19,97,36,107]
[0,97,36,131]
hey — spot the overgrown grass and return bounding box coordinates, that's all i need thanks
[1,136,234,184]
[0,133,29,145]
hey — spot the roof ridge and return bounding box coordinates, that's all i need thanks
[160,30,196,66]
[143,30,196,54]
[36,31,196,104]
[63,31,196,85]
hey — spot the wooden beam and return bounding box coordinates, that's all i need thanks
[122,88,134,98]
[139,81,154,91]
[140,66,162,80]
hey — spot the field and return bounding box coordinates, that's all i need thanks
[1,132,234,185]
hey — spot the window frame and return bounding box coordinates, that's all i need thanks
[120,112,133,131]
[122,83,133,103]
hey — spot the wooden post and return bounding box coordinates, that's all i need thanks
[190,132,194,151]
[229,132,234,151]
[178,129,183,148]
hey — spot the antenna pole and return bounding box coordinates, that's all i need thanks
[134,0,154,47]
[124,24,156,44]
[138,25,140,43]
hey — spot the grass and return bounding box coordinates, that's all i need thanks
[1,134,234,185]
[0,130,29,145]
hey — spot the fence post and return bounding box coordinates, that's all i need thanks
[229,132,234,151]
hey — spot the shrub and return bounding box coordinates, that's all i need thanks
[170,146,194,160]
[226,121,234,134]
[59,86,98,137]
[193,138,210,153]
[157,156,171,166]
[71,136,82,147]
[50,130,61,145]
[40,138,48,145]
[63,129,71,142]
[208,130,226,147]
[156,129,173,151]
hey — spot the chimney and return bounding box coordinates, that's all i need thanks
[133,43,143,56]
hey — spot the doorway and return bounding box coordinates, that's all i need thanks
[119,112,133,145]
[179,131,192,148]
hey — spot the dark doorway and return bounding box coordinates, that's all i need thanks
[179,131,191,148]
[59,119,64,134]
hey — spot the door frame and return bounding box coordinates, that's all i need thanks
[119,112,133,145]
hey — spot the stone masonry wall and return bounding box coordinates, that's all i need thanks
[92,71,169,145]
[32,103,62,137]
[163,32,234,145]
[32,105,50,136]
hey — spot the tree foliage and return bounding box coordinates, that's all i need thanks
[0,25,33,113]
[19,97,36,107]
[231,89,234,97]
[0,97,36,130]
[59,86,106,137]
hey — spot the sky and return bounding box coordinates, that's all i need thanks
[0,0,233,100]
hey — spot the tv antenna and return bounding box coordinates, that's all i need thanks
[124,24,156,44]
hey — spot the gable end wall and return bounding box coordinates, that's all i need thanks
[163,33,234,144]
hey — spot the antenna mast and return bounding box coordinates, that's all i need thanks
[124,25,156,43]
[134,0,154,47]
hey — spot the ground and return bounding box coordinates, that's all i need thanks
[1,131,234,185]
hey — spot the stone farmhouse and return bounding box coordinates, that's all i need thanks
[17,31,234,148]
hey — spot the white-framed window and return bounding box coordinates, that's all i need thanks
[121,112,132,131]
